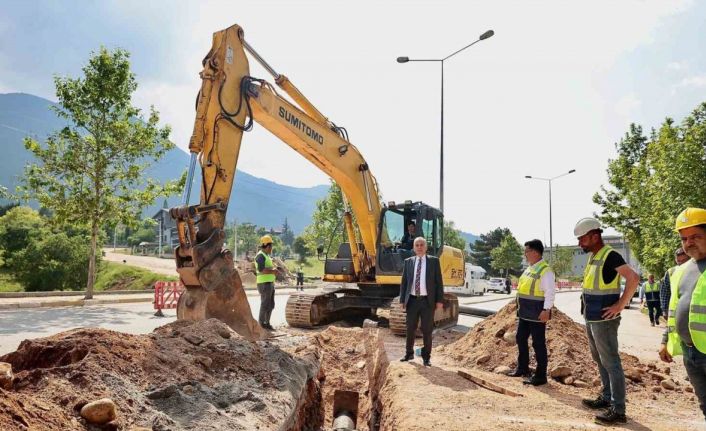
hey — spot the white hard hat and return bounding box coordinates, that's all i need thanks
[574,217,602,238]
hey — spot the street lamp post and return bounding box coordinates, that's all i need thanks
[397,29,494,213]
[524,169,576,262]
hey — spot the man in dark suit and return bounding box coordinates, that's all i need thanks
[399,236,444,367]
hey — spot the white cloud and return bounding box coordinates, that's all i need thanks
[4,0,699,245]
[668,61,687,71]
[615,94,642,118]
[678,75,706,88]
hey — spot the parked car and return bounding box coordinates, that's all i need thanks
[487,277,508,293]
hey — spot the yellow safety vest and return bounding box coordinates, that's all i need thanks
[516,260,551,321]
[582,245,621,322]
[666,262,706,356]
[644,281,659,302]
[255,250,276,284]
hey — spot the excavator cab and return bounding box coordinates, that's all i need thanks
[376,201,443,277]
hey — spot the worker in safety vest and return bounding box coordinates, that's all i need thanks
[659,208,706,420]
[660,247,689,319]
[640,274,663,326]
[575,217,639,425]
[508,239,555,386]
[255,235,279,330]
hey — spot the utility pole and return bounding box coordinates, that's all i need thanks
[158,215,163,258]
[233,219,238,261]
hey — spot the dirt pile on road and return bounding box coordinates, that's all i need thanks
[236,256,295,286]
[0,319,320,430]
[314,327,388,430]
[439,302,675,391]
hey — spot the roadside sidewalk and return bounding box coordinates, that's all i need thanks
[0,285,319,310]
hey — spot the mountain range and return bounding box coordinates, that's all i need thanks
[0,92,477,242]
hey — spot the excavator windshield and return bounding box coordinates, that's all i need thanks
[376,202,444,275]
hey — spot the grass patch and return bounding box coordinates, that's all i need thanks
[0,269,23,292]
[94,261,178,291]
[286,258,324,278]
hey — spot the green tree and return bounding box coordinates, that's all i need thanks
[444,220,466,251]
[293,236,311,263]
[302,181,354,256]
[13,231,93,291]
[490,235,523,277]
[236,222,260,257]
[550,246,574,279]
[469,227,513,273]
[281,218,295,246]
[127,219,157,247]
[594,103,706,276]
[21,47,178,299]
[0,206,45,268]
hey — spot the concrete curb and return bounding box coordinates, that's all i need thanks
[0,296,154,310]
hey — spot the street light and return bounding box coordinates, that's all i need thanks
[524,169,577,262]
[397,29,494,213]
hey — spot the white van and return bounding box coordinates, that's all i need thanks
[446,264,488,296]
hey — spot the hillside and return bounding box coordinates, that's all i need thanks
[0,93,328,232]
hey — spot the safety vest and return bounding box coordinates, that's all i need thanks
[255,250,276,284]
[666,262,706,356]
[582,245,621,322]
[516,260,551,321]
[644,282,659,302]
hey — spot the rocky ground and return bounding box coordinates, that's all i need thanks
[1,302,704,430]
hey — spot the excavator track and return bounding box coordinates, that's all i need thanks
[286,292,344,328]
[389,293,460,336]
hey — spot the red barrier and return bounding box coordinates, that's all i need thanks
[153,281,184,316]
[557,281,581,289]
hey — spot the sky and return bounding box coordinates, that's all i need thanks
[2,0,705,245]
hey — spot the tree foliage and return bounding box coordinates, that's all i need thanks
[490,235,524,277]
[20,47,179,298]
[444,220,466,251]
[469,227,513,274]
[0,206,94,291]
[550,246,574,279]
[293,236,311,263]
[594,102,706,276]
[302,181,355,256]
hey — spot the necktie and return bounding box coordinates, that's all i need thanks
[414,257,422,296]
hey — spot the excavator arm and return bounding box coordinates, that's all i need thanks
[171,24,382,339]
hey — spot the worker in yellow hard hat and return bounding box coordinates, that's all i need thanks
[660,208,706,420]
[255,235,279,330]
[574,217,640,424]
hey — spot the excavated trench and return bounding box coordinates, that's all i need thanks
[0,321,390,431]
[292,327,389,431]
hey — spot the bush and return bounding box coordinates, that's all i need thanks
[13,231,94,291]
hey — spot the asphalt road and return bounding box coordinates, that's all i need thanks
[0,290,664,361]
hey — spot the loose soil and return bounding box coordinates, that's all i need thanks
[0,319,320,430]
[379,302,703,430]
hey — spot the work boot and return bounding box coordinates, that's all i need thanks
[423,359,431,367]
[523,375,547,386]
[595,407,627,424]
[400,354,414,362]
[651,322,655,327]
[582,396,611,410]
[508,369,531,378]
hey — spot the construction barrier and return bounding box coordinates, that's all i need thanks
[153,281,184,316]
[557,281,581,289]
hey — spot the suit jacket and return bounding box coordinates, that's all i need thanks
[399,255,444,307]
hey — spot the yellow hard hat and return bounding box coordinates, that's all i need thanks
[675,208,706,231]
[260,235,274,246]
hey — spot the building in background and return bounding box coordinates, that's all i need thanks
[556,235,642,277]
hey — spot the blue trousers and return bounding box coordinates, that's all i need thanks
[586,318,626,414]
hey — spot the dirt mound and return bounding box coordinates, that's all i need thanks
[314,327,388,430]
[0,319,319,430]
[439,302,671,390]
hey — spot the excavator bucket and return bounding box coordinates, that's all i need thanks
[177,250,266,341]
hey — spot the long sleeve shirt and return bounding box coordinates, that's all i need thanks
[660,269,673,316]
[534,259,556,309]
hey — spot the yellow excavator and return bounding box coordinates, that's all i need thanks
[170,24,464,340]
